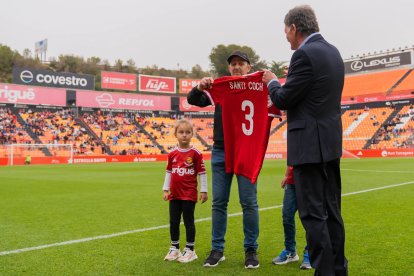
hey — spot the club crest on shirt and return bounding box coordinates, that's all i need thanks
[184,157,193,167]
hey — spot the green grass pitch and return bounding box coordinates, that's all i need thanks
[0,158,413,275]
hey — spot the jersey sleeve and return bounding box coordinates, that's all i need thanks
[166,153,172,172]
[187,86,212,107]
[196,152,206,175]
[162,172,171,191]
[285,166,294,184]
[196,152,207,192]
[203,76,235,105]
[202,87,221,106]
[268,100,282,119]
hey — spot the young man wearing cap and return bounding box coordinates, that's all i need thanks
[187,51,260,269]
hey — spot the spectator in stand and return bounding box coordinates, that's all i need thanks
[112,135,118,145]
[100,143,106,154]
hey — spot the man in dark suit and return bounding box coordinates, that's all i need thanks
[262,5,347,276]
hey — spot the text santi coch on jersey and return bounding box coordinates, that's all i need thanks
[229,81,264,91]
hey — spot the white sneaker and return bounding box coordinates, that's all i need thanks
[177,248,198,263]
[164,247,182,261]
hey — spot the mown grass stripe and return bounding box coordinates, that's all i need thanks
[1,181,412,256]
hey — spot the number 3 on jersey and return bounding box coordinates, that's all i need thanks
[241,100,254,136]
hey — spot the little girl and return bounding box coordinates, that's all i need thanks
[163,119,208,263]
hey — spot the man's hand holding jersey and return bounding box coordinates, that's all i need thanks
[197,77,214,91]
[262,69,279,85]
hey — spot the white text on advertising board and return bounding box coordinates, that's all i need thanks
[20,70,88,87]
[350,56,400,71]
[146,80,168,91]
[118,98,154,106]
[0,86,35,103]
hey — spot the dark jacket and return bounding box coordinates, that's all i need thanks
[187,87,224,148]
[268,34,344,166]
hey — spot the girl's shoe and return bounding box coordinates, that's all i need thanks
[177,247,198,263]
[164,247,182,261]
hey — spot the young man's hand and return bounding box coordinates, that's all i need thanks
[281,177,288,189]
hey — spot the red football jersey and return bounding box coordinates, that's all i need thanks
[285,166,294,185]
[203,71,281,183]
[166,146,206,202]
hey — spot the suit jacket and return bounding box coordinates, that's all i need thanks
[269,34,344,166]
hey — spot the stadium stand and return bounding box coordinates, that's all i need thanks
[0,108,38,158]
[342,106,396,150]
[1,101,414,160]
[266,118,287,153]
[81,111,160,155]
[19,109,100,156]
[189,117,214,152]
[368,104,414,149]
[342,69,409,97]
[392,69,414,95]
[0,108,33,145]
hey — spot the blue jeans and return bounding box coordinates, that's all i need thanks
[211,147,259,252]
[282,184,298,253]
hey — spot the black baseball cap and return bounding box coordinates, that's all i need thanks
[227,51,250,64]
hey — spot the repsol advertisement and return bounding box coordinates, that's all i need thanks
[12,67,95,90]
[345,52,412,74]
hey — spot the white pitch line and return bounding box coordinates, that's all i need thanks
[342,169,414,174]
[1,182,413,256]
[341,181,414,196]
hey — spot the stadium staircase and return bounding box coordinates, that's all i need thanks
[343,112,369,137]
[386,69,413,96]
[75,117,114,155]
[13,109,52,156]
[363,105,403,149]
[133,120,167,154]
[194,132,211,150]
[270,119,287,135]
[394,113,414,130]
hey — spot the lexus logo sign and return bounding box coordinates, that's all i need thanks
[350,60,363,71]
[345,52,412,74]
[20,70,34,83]
[350,57,400,72]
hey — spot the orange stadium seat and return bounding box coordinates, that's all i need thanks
[392,70,414,94]
[343,69,408,97]
[266,119,287,153]
[342,107,393,150]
